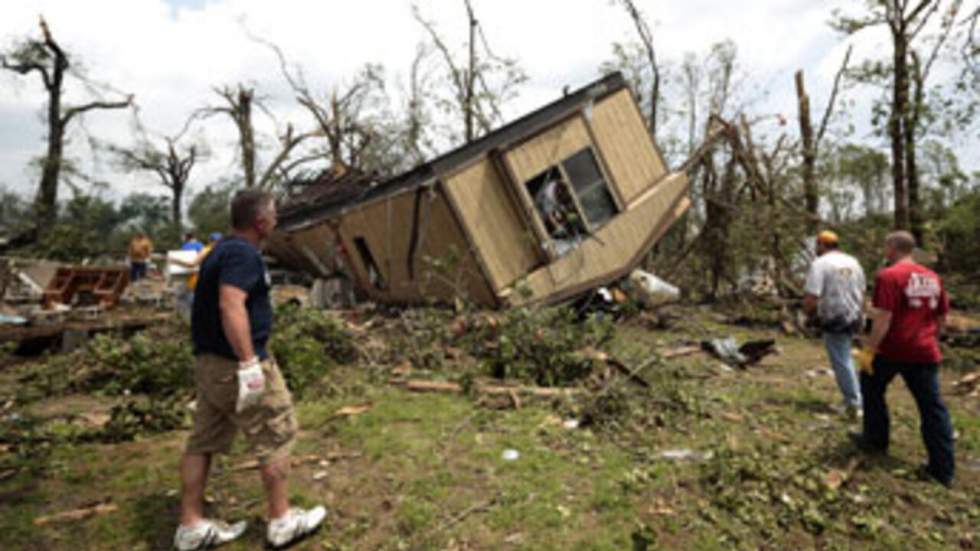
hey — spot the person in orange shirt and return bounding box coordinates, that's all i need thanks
[128,232,154,281]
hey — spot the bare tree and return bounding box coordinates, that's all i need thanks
[412,0,527,144]
[0,16,132,238]
[107,115,205,232]
[253,35,405,174]
[201,84,317,190]
[616,0,662,136]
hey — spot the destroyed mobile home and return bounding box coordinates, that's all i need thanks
[268,72,690,308]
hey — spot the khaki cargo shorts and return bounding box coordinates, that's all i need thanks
[186,354,298,464]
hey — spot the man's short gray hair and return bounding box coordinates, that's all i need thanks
[885,230,916,255]
[230,190,274,230]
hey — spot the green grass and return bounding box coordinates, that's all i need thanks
[0,306,978,550]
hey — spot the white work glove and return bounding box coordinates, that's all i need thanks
[236,357,266,413]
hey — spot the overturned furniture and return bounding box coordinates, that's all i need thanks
[269,72,690,308]
[43,266,129,309]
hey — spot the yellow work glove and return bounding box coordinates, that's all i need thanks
[853,347,875,375]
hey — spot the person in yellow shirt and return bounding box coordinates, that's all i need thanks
[128,232,154,281]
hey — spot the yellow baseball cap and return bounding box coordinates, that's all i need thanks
[817,230,839,245]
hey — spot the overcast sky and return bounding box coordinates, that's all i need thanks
[2,0,942,203]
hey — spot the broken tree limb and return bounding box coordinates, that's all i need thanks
[33,501,118,526]
[677,115,729,174]
[574,347,650,387]
[795,69,817,233]
[590,353,661,401]
[391,379,582,398]
[432,494,498,535]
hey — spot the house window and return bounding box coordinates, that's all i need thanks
[524,147,619,257]
[561,148,618,227]
[353,237,385,290]
[526,167,588,257]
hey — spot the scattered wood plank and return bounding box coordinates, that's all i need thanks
[396,380,462,394]
[33,501,117,526]
[661,345,703,359]
[333,404,372,417]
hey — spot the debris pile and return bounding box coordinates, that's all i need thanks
[701,337,778,369]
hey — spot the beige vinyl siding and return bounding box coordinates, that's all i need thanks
[504,117,593,186]
[335,190,495,305]
[442,160,541,292]
[590,89,668,204]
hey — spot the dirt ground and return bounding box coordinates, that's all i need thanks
[0,304,977,551]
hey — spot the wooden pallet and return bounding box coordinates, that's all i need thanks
[43,266,129,309]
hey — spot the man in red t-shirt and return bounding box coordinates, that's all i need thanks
[853,231,955,487]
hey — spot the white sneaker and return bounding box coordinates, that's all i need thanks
[267,506,327,548]
[174,519,247,551]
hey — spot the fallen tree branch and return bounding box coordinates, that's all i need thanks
[33,501,118,526]
[575,347,650,387]
[391,379,583,398]
[433,494,498,534]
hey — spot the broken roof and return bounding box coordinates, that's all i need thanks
[279,166,378,220]
[278,71,628,231]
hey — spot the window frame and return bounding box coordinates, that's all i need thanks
[519,144,621,259]
[556,146,620,230]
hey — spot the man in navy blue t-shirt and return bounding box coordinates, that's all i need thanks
[190,234,273,361]
[175,191,325,551]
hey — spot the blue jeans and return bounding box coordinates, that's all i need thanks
[176,290,194,320]
[130,261,147,281]
[823,332,862,408]
[860,357,955,483]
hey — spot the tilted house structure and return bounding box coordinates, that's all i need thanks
[268,72,690,308]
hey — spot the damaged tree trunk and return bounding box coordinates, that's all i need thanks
[205,83,316,189]
[907,51,925,242]
[794,46,850,236]
[795,71,818,236]
[890,11,911,231]
[0,17,132,239]
[464,0,477,143]
[224,86,257,188]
